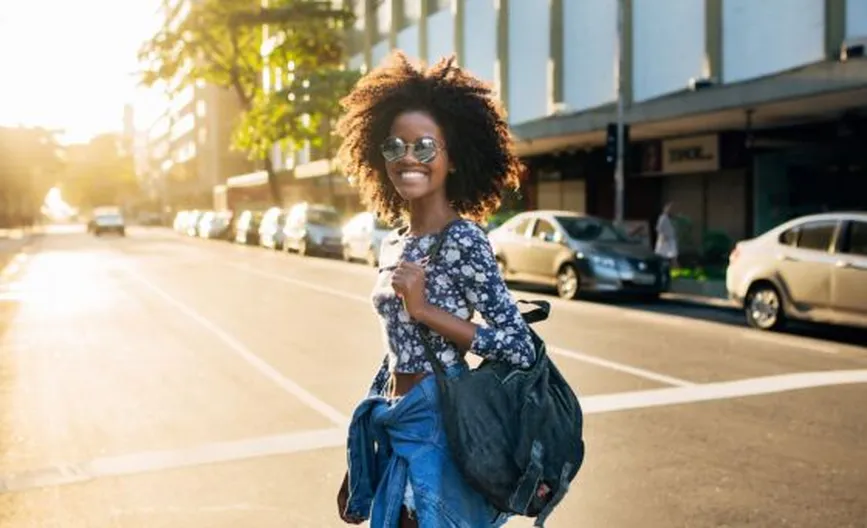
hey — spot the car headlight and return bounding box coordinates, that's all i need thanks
[589,254,617,268]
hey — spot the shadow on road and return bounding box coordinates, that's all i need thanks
[507,281,867,350]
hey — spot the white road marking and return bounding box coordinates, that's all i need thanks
[583,369,867,414]
[0,428,345,493]
[229,262,693,387]
[228,262,371,304]
[125,269,349,427]
[3,368,866,494]
[737,328,841,355]
[548,346,694,387]
[542,293,852,355]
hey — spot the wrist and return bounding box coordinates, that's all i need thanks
[410,301,435,323]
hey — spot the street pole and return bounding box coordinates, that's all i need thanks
[614,0,626,225]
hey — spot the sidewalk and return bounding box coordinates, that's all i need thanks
[0,226,42,275]
[663,277,738,309]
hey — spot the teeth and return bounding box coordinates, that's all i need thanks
[400,171,426,181]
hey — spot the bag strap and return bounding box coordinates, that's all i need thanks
[417,219,464,378]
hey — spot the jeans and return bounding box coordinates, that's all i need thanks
[345,362,510,527]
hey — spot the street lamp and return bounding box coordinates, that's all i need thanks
[613,0,626,225]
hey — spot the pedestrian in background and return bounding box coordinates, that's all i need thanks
[655,201,679,268]
[333,51,536,527]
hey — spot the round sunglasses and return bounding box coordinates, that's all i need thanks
[380,136,444,164]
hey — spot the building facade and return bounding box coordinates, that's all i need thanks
[273,0,866,259]
[146,0,256,212]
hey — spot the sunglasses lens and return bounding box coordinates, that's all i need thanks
[413,137,438,163]
[381,137,406,162]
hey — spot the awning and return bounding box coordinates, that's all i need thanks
[511,59,867,157]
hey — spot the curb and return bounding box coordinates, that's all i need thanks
[661,292,739,310]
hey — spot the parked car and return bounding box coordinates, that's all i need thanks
[283,202,343,257]
[198,211,234,240]
[234,210,263,246]
[90,207,125,236]
[488,210,670,299]
[727,212,867,331]
[258,207,288,250]
[341,211,392,266]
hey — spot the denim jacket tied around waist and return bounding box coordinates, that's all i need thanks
[344,362,510,527]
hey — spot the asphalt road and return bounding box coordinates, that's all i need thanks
[1,225,866,528]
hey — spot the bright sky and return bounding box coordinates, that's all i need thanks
[0,0,163,144]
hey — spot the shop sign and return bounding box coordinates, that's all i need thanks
[662,134,719,174]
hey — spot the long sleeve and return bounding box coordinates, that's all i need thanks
[445,223,536,368]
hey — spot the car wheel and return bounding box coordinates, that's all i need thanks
[745,282,786,331]
[556,264,581,300]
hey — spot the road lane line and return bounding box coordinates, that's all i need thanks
[548,346,694,387]
[228,262,371,304]
[0,428,345,493]
[583,369,867,414]
[737,328,841,355]
[230,263,695,387]
[125,269,349,427]
[4,368,867,494]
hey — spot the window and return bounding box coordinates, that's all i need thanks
[556,216,630,243]
[778,228,798,246]
[533,220,557,242]
[508,217,532,236]
[796,221,837,252]
[843,221,867,257]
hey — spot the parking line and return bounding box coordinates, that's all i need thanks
[548,346,694,387]
[125,269,349,427]
[0,427,345,493]
[229,263,693,387]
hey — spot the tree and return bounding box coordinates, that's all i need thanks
[59,134,139,210]
[0,126,63,226]
[232,66,360,202]
[137,0,355,205]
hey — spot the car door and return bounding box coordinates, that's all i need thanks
[526,218,565,281]
[830,219,867,326]
[494,216,534,277]
[777,219,839,315]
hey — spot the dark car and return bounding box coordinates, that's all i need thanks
[488,210,670,299]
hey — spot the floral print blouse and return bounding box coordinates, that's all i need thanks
[368,219,535,396]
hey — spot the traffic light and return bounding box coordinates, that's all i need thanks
[605,122,630,165]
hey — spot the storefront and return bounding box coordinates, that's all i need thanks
[630,132,750,259]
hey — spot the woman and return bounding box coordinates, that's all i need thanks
[334,51,536,527]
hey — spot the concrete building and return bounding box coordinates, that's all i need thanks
[268,1,867,259]
[145,0,256,212]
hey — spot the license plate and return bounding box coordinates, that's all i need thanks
[633,273,657,285]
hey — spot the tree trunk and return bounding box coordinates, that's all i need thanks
[323,111,337,209]
[264,155,282,206]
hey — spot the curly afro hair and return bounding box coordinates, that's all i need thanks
[335,51,524,224]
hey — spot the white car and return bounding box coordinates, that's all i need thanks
[90,207,126,236]
[727,212,867,331]
[341,212,392,266]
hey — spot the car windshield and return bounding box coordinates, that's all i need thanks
[308,209,340,227]
[96,214,123,223]
[556,216,631,243]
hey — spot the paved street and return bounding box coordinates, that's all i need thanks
[1,226,866,527]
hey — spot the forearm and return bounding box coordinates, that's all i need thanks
[412,302,476,351]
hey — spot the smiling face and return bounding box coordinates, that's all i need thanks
[383,110,451,204]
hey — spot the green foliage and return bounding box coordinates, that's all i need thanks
[137,0,357,205]
[0,126,63,225]
[701,230,734,265]
[233,68,361,160]
[59,134,139,209]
